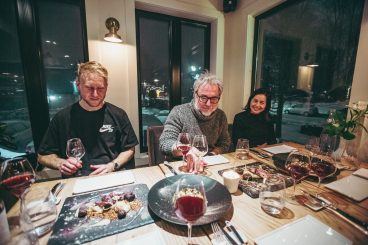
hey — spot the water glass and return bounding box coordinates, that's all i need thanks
[21,186,57,237]
[235,138,249,160]
[259,174,286,215]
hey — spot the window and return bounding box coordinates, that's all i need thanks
[0,0,87,159]
[253,0,364,144]
[136,10,210,152]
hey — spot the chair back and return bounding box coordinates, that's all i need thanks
[147,125,165,166]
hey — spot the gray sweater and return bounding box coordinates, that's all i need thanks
[159,101,231,156]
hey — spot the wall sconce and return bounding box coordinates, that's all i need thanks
[104,17,122,43]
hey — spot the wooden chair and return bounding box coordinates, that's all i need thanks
[146,125,166,166]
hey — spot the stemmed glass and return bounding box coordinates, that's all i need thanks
[0,157,36,199]
[174,176,207,244]
[310,137,337,186]
[177,133,192,162]
[192,135,208,172]
[285,150,311,204]
[66,138,85,176]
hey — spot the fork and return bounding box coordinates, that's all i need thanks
[211,222,227,244]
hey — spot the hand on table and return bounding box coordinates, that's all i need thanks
[89,163,114,176]
[59,157,82,176]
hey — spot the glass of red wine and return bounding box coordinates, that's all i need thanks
[311,152,337,187]
[285,150,311,205]
[176,133,192,162]
[0,157,36,199]
[174,176,207,244]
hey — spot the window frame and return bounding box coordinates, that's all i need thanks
[13,0,89,152]
[135,10,211,152]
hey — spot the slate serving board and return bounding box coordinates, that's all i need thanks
[48,184,154,245]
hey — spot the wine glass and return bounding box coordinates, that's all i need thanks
[176,133,192,162]
[259,174,286,215]
[66,138,85,176]
[192,135,208,172]
[174,176,207,244]
[285,150,311,204]
[21,186,57,237]
[0,157,36,199]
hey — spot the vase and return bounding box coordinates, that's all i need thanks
[333,137,361,170]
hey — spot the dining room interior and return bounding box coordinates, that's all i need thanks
[1,0,368,244]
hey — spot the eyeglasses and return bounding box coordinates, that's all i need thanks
[196,92,220,104]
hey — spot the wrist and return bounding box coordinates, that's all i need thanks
[110,162,120,172]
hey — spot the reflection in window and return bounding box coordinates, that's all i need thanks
[136,11,210,152]
[36,1,85,118]
[253,0,364,144]
[0,1,33,158]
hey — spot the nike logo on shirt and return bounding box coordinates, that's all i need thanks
[99,125,114,133]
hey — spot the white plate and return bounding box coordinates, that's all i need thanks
[262,144,296,154]
[325,175,368,201]
[203,155,230,166]
[255,215,352,245]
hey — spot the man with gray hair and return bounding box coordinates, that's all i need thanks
[160,72,231,157]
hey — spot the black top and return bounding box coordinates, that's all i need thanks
[38,102,139,175]
[232,111,277,148]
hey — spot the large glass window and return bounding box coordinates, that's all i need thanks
[253,0,364,144]
[0,0,87,160]
[136,10,210,151]
[0,1,32,158]
[36,0,86,118]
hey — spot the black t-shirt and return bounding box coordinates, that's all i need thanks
[38,102,139,175]
[232,111,277,148]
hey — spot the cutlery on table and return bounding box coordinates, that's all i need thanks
[163,161,178,176]
[302,190,368,235]
[51,182,64,205]
[249,148,270,159]
[211,222,231,245]
[225,220,245,244]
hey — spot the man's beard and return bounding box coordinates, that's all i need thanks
[194,100,217,116]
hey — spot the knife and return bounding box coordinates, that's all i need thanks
[163,161,178,176]
[225,220,244,244]
[249,148,269,159]
[309,193,368,235]
[219,225,238,245]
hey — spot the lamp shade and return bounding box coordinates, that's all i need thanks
[104,17,122,43]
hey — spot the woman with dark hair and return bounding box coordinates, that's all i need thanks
[232,88,277,148]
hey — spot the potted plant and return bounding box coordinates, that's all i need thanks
[324,102,368,169]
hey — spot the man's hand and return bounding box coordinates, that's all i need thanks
[172,143,184,157]
[59,157,82,176]
[89,163,114,176]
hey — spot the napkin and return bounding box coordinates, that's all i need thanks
[115,230,165,245]
[353,168,368,180]
[203,155,230,166]
[262,144,296,154]
[72,171,135,194]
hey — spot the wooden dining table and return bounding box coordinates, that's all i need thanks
[7,143,368,245]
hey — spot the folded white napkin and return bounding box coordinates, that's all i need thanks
[353,168,368,180]
[72,171,135,194]
[263,144,296,154]
[203,155,230,166]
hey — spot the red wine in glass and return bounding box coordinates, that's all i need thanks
[1,173,35,198]
[286,164,310,181]
[174,176,207,245]
[177,145,191,156]
[311,155,336,186]
[285,150,311,205]
[0,157,36,199]
[177,133,191,163]
[175,195,205,222]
